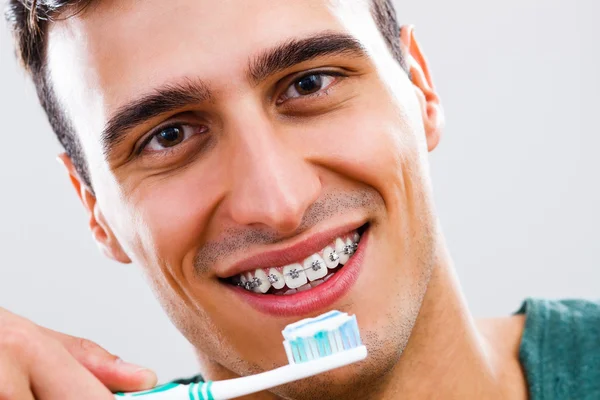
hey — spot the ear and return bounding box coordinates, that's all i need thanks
[57,153,131,264]
[400,26,445,152]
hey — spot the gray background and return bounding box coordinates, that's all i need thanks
[0,0,598,382]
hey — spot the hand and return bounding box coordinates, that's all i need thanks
[0,307,157,399]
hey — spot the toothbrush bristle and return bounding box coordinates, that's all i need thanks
[282,312,363,364]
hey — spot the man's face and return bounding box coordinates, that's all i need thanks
[49,0,440,397]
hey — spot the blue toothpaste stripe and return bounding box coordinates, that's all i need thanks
[299,339,308,361]
[319,331,332,356]
[316,332,324,357]
[291,341,301,362]
[340,323,351,349]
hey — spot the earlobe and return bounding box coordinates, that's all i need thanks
[400,26,445,152]
[57,154,131,264]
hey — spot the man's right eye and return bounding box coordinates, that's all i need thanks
[142,124,208,153]
[278,72,341,104]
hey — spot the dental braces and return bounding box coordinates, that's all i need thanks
[237,242,358,291]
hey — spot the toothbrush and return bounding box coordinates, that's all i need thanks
[114,310,367,400]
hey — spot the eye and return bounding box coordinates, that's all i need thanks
[144,124,206,152]
[280,73,337,102]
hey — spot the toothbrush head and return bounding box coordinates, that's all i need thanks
[282,311,363,364]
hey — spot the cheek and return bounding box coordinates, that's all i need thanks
[307,91,436,288]
[302,93,424,211]
[121,165,226,281]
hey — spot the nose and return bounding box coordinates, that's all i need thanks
[225,110,321,235]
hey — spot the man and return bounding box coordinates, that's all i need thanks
[2,0,598,399]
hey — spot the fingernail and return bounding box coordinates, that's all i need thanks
[116,358,157,387]
[115,358,152,374]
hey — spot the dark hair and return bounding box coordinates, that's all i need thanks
[4,0,406,190]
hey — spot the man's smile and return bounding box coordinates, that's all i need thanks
[219,222,370,317]
[231,229,361,294]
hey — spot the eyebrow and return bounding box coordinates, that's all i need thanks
[247,32,367,84]
[101,79,212,158]
[101,32,367,158]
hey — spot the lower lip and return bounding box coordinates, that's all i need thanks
[224,227,369,317]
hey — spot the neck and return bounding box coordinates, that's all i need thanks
[383,259,499,398]
[196,240,527,399]
[369,241,527,399]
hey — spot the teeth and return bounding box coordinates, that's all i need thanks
[252,269,271,294]
[345,238,355,256]
[335,238,349,264]
[297,283,312,292]
[267,268,285,290]
[310,279,324,287]
[303,254,327,282]
[235,230,362,292]
[283,263,307,289]
[323,246,339,269]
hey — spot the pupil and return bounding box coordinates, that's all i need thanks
[295,75,322,95]
[157,126,183,147]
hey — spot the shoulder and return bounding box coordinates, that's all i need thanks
[518,298,600,399]
[517,298,600,357]
[476,313,528,399]
[519,297,600,322]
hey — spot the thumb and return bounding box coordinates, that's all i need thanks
[41,327,157,392]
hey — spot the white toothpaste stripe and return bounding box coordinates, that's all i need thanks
[328,331,338,353]
[308,338,319,360]
[334,330,344,352]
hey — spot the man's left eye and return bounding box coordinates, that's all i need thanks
[281,73,337,101]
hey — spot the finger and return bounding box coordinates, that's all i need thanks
[41,327,157,392]
[27,335,116,400]
[0,352,35,400]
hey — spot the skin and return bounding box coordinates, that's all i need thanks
[9,0,528,398]
[0,306,157,398]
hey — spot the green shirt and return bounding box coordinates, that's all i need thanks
[518,298,600,399]
[173,298,600,399]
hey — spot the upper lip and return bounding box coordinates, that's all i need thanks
[217,221,366,279]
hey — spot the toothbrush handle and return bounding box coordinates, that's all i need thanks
[209,345,367,399]
[114,346,367,400]
[114,382,195,399]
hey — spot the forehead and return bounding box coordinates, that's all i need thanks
[46,0,378,137]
